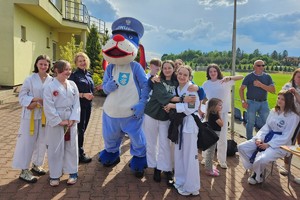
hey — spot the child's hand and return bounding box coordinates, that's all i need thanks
[151,75,160,83]
[59,120,69,126]
[27,102,37,110]
[68,120,75,127]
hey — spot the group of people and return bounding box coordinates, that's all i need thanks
[12,54,300,194]
[12,52,96,187]
[238,62,300,185]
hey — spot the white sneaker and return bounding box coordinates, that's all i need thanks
[247,176,257,185]
[294,177,300,184]
[279,168,288,176]
[201,160,205,165]
[247,173,262,185]
[177,187,199,196]
[219,162,228,169]
[19,169,37,183]
[50,178,60,187]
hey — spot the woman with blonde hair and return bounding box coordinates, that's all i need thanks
[69,52,95,163]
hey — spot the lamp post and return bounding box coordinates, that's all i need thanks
[230,0,237,139]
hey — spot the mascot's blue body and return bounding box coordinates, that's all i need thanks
[99,17,150,178]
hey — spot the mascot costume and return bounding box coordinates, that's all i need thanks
[99,17,150,178]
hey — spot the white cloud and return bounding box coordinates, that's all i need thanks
[82,0,300,58]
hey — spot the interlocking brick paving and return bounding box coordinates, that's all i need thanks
[0,96,299,199]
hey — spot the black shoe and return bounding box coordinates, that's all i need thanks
[135,170,144,178]
[164,171,174,187]
[79,155,92,163]
[153,168,161,182]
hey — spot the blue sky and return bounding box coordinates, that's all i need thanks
[82,0,300,60]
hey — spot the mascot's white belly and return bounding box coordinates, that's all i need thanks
[103,64,139,118]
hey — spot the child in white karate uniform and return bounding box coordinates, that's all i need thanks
[238,90,299,185]
[164,65,200,196]
[43,60,80,187]
[12,55,52,183]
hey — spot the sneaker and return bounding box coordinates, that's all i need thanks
[247,173,262,185]
[213,167,220,173]
[279,168,289,176]
[201,160,205,165]
[294,177,300,184]
[247,176,257,185]
[31,164,46,176]
[67,173,78,185]
[177,187,199,196]
[219,162,228,169]
[164,171,174,187]
[50,178,60,187]
[153,168,161,182]
[19,169,37,183]
[206,170,220,177]
[79,154,92,163]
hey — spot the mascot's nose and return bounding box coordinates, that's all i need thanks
[113,34,125,42]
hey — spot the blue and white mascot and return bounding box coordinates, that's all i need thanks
[99,17,150,178]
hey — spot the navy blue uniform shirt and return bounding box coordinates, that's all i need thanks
[69,68,94,107]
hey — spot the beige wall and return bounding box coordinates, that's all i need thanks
[0,2,14,86]
[0,0,92,86]
[13,5,53,85]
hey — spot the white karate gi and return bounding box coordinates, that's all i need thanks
[43,79,80,179]
[12,73,52,169]
[238,109,299,182]
[174,82,201,193]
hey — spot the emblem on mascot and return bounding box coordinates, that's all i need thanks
[118,72,130,86]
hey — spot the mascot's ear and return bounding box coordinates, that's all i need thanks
[139,44,146,70]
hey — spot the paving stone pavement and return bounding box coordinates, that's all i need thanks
[0,96,299,200]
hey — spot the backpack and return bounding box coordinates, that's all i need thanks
[227,139,238,156]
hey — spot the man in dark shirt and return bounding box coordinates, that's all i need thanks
[239,60,275,139]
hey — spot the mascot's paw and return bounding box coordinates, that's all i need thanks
[129,156,147,178]
[104,77,119,94]
[98,150,120,167]
[131,102,145,119]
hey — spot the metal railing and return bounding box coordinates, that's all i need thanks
[64,0,106,34]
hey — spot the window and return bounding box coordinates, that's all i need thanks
[52,42,57,61]
[46,37,50,48]
[74,35,81,47]
[21,26,26,42]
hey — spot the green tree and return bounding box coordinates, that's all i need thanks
[59,34,84,69]
[86,24,102,70]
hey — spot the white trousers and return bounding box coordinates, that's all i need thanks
[46,125,78,179]
[174,132,200,193]
[12,119,46,169]
[143,114,173,171]
[202,112,228,163]
[238,140,287,182]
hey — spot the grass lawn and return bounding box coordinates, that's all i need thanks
[192,71,292,112]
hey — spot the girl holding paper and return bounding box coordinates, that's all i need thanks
[43,60,80,187]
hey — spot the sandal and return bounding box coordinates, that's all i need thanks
[206,170,219,177]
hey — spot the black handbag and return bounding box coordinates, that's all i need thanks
[192,114,219,151]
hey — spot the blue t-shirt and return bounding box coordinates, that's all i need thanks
[242,72,274,101]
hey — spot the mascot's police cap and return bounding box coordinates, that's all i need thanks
[112,17,144,39]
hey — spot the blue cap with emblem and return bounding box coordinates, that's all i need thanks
[111,17,144,39]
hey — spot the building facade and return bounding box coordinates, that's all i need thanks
[0,0,105,86]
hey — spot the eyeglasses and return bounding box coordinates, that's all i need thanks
[256,64,265,67]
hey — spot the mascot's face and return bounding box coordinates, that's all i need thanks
[102,31,139,65]
[102,17,144,66]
